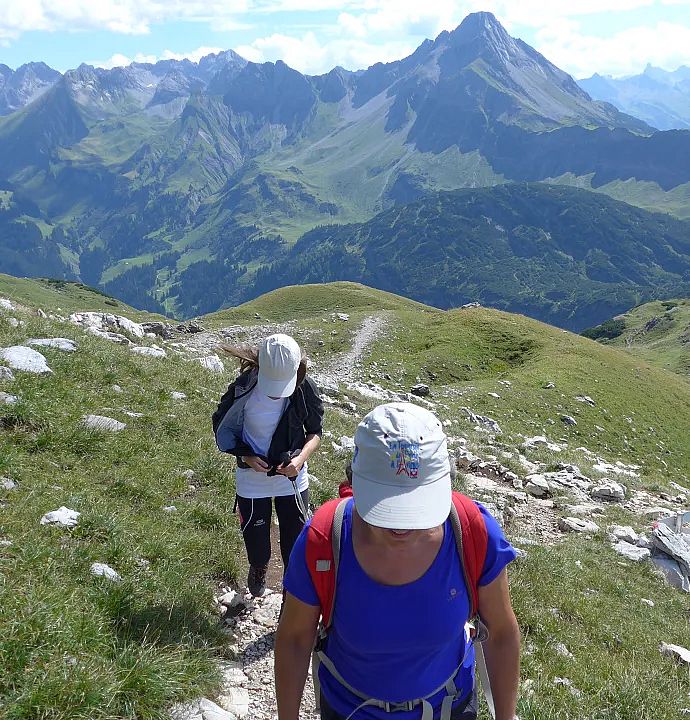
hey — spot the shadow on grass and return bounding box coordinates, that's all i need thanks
[101,586,226,651]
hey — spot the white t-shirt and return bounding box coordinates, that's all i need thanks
[235,388,309,498]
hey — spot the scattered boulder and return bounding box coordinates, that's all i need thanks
[641,598,655,607]
[544,382,555,389]
[590,482,626,502]
[40,506,80,528]
[0,366,15,381]
[652,554,690,592]
[461,302,481,309]
[131,345,166,358]
[660,643,690,665]
[141,321,176,339]
[0,346,53,374]
[90,562,122,582]
[487,392,501,399]
[559,517,600,534]
[1,477,17,491]
[525,475,551,498]
[461,407,501,434]
[171,391,187,400]
[608,525,639,544]
[410,383,430,397]
[28,338,77,352]
[561,415,578,427]
[0,298,16,311]
[0,391,18,405]
[522,436,562,452]
[199,355,225,373]
[613,542,650,562]
[575,395,595,406]
[70,312,145,338]
[82,414,126,432]
[555,642,574,659]
[170,698,237,720]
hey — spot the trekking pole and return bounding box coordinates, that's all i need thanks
[287,449,312,521]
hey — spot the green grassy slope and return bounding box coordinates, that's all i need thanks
[202,281,431,326]
[2,282,690,719]
[0,274,167,321]
[583,298,690,377]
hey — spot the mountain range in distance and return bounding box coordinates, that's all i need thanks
[1,11,690,327]
[579,65,690,131]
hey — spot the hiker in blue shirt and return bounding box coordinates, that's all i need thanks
[275,402,520,720]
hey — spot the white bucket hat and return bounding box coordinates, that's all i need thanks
[351,402,452,529]
[257,334,302,398]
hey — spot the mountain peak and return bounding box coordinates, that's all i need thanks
[447,11,513,46]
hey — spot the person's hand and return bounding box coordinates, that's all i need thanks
[241,455,270,473]
[275,454,305,478]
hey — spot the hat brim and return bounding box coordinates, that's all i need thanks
[257,371,297,398]
[352,471,452,530]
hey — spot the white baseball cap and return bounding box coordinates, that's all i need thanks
[257,334,302,398]
[351,402,452,530]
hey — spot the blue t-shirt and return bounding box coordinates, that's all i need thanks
[283,499,517,720]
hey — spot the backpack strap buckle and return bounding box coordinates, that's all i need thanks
[383,700,415,712]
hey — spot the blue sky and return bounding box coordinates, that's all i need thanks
[1,1,690,78]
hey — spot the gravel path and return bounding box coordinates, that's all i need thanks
[325,312,391,381]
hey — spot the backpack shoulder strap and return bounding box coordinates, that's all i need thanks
[449,492,488,618]
[306,497,349,629]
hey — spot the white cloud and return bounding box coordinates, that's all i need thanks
[0,0,250,36]
[537,20,690,77]
[90,46,225,69]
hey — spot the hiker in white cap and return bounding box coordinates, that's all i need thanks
[213,334,323,598]
[275,402,520,720]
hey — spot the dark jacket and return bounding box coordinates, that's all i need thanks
[212,367,324,469]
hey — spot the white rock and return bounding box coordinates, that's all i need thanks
[112,384,123,393]
[660,642,690,665]
[561,415,578,426]
[6,317,20,328]
[608,525,639,544]
[591,482,626,502]
[337,313,350,321]
[488,392,501,399]
[0,346,52,374]
[558,517,600,534]
[182,469,196,481]
[0,366,15,381]
[0,539,12,547]
[522,436,562,452]
[82,414,126,432]
[641,598,655,607]
[131,345,167,358]
[171,391,187,400]
[525,474,551,497]
[219,590,238,607]
[199,355,225,373]
[163,505,178,513]
[220,661,248,686]
[218,687,249,718]
[555,642,574,659]
[199,697,238,720]
[70,312,145,338]
[40,506,80,528]
[575,395,595,406]
[613,542,650,562]
[652,554,690,591]
[28,338,77,352]
[90,562,122,582]
[0,392,18,405]
[0,298,16,311]
[1,477,17,490]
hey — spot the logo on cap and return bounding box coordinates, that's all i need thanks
[388,440,420,477]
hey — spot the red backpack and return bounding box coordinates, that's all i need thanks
[305,491,489,631]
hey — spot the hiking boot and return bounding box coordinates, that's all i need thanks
[247,564,268,597]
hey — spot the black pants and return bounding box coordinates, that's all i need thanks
[236,490,309,570]
[319,689,478,720]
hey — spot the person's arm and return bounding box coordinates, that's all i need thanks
[275,592,321,720]
[276,433,321,477]
[477,569,521,720]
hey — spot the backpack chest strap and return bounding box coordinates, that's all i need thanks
[315,634,474,720]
